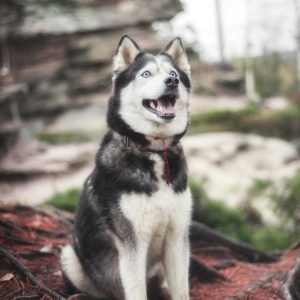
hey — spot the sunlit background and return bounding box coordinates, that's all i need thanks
[0,0,299,251]
[173,0,299,60]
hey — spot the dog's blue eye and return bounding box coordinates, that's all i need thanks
[170,71,177,77]
[142,71,151,78]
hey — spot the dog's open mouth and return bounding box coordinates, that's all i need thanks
[142,94,177,119]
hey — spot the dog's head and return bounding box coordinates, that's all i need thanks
[107,35,191,146]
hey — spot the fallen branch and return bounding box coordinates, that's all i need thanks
[0,232,40,246]
[190,255,229,282]
[190,221,278,263]
[12,296,40,300]
[0,247,66,300]
[282,258,300,300]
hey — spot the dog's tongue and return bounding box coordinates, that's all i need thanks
[157,98,175,115]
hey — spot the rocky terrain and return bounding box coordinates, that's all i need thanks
[0,0,299,227]
[0,1,299,298]
[0,0,184,155]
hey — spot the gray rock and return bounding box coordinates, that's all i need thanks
[183,133,300,224]
[8,0,182,37]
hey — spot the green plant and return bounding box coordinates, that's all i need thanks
[232,50,298,98]
[189,104,258,134]
[252,226,297,251]
[190,177,299,251]
[69,155,88,169]
[270,169,300,232]
[253,51,282,98]
[247,179,272,199]
[189,178,207,221]
[46,187,81,212]
[189,179,253,243]
[201,198,253,243]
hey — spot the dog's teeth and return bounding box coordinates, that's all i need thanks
[150,101,156,109]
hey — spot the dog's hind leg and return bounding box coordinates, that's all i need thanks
[61,245,108,299]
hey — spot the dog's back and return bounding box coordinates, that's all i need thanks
[61,35,192,300]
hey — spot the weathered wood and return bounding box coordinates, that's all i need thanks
[0,0,183,118]
[7,0,182,38]
[69,25,173,65]
[190,255,229,282]
[6,36,71,83]
[190,221,278,263]
[282,258,300,300]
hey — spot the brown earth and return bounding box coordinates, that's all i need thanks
[0,206,299,300]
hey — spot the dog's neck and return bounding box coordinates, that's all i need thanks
[121,133,177,152]
[121,134,172,185]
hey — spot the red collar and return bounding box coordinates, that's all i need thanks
[123,136,171,185]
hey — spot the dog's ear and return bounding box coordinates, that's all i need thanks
[113,35,141,75]
[162,37,190,75]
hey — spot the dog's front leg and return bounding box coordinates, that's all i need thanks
[118,242,148,300]
[163,231,190,300]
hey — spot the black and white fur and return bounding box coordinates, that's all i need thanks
[61,35,192,300]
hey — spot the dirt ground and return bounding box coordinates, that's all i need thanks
[0,205,299,300]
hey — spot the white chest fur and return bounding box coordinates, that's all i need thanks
[119,154,192,272]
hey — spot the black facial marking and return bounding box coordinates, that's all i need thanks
[159,53,191,90]
[113,53,156,85]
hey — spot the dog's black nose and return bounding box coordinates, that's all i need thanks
[164,76,179,88]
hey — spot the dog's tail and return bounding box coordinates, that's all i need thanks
[60,244,105,298]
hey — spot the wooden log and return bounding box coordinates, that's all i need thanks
[282,258,300,300]
[190,221,278,263]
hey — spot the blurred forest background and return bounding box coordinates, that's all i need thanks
[0,0,300,251]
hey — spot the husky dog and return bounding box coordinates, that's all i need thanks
[61,35,192,300]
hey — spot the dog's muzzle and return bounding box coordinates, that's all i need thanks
[142,93,178,119]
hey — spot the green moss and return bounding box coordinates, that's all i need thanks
[252,226,297,251]
[46,188,81,212]
[190,104,300,140]
[37,130,101,145]
[189,104,258,134]
[270,168,300,232]
[69,155,88,169]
